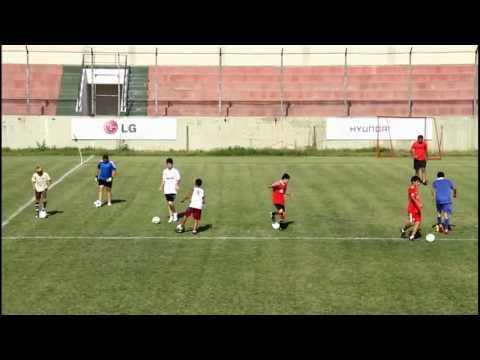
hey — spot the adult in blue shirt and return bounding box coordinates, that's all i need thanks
[95,154,117,207]
[431,171,457,234]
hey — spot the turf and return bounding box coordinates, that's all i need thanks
[1,155,478,314]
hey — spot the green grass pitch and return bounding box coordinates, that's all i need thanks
[2,155,478,314]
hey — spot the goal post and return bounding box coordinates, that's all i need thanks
[428,119,443,160]
[375,116,443,159]
[375,116,395,158]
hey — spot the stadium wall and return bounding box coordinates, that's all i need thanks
[1,116,477,151]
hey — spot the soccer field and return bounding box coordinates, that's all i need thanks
[2,155,478,314]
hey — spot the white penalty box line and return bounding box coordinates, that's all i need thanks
[2,235,477,241]
[1,155,95,228]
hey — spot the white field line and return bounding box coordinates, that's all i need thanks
[1,235,477,241]
[1,155,94,228]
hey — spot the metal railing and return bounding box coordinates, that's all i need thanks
[2,48,476,55]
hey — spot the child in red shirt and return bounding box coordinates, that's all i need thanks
[401,176,423,241]
[268,173,290,229]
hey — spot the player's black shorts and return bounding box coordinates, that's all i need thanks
[413,159,427,170]
[165,194,176,202]
[274,204,285,212]
[35,190,47,201]
[98,179,113,188]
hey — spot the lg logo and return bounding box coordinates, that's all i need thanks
[103,120,118,134]
[103,120,137,135]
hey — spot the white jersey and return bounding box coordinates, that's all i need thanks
[32,172,51,192]
[162,167,181,194]
[189,187,204,210]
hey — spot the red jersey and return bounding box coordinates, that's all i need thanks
[411,141,428,161]
[272,181,288,205]
[407,185,421,213]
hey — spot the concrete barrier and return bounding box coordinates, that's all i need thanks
[2,115,477,151]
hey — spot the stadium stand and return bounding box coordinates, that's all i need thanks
[2,63,475,117]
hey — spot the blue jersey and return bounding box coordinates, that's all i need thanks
[432,178,455,204]
[97,160,116,180]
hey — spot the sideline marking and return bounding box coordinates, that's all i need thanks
[2,235,477,241]
[2,155,94,228]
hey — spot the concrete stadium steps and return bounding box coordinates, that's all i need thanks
[125,66,148,116]
[56,65,82,116]
[2,64,63,115]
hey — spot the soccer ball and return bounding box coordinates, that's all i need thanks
[151,216,161,224]
[39,209,48,219]
[426,233,436,242]
[272,222,280,230]
[94,200,102,208]
[176,224,184,233]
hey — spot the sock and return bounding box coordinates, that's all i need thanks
[436,215,441,225]
[43,201,47,210]
[34,202,39,213]
[444,218,449,230]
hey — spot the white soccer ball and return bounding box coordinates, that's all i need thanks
[272,222,280,230]
[426,233,436,242]
[39,210,47,219]
[176,224,183,232]
[151,216,161,224]
[94,200,102,208]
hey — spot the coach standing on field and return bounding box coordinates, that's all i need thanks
[411,135,428,185]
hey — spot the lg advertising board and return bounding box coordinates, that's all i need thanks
[71,117,177,140]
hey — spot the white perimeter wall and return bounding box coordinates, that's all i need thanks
[2,116,477,152]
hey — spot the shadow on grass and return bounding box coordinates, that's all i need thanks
[110,199,127,205]
[280,221,295,230]
[197,224,212,233]
[46,210,64,217]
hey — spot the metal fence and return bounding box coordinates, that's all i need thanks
[3,46,478,117]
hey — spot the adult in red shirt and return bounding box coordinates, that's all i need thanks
[268,173,290,228]
[401,176,423,241]
[411,135,428,185]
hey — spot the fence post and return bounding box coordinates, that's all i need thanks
[90,48,95,116]
[117,53,121,117]
[474,46,478,118]
[280,48,284,117]
[343,48,349,116]
[155,47,159,115]
[25,45,31,115]
[218,47,223,114]
[408,46,413,116]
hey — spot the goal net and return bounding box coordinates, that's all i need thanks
[376,116,443,159]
